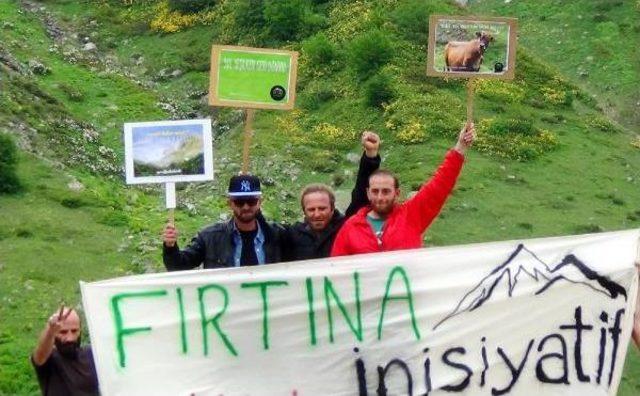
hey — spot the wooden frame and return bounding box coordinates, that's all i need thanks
[209,45,299,110]
[427,15,518,80]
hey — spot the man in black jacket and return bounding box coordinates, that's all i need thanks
[162,131,380,269]
[163,174,285,270]
[283,131,380,261]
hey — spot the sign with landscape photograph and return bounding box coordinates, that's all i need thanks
[209,45,298,110]
[82,230,638,396]
[427,15,517,79]
[124,119,213,184]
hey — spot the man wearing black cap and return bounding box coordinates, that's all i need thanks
[162,174,285,269]
[162,131,381,268]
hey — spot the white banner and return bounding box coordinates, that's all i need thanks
[81,230,640,396]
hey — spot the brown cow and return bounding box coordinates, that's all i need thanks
[444,31,494,72]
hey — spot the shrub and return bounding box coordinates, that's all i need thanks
[150,1,217,33]
[540,86,572,106]
[364,71,394,108]
[391,0,438,43]
[308,149,338,173]
[299,83,335,110]
[312,122,356,149]
[60,197,87,209]
[263,0,317,42]
[0,133,21,194]
[231,0,265,30]
[396,120,426,144]
[348,30,394,79]
[587,115,620,133]
[473,118,558,161]
[59,83,84,102]
[488,118,536,136]
[302,33,337,67]
[475,79,526,103]
[168,0,217,13]
[98,210,129,227]
[384,93,461,144]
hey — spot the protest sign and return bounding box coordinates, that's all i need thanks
[427,15,517,80]
[124,119,213,185]
[426,15,518,123]
[209,45,298,110]
[82,230,638,395]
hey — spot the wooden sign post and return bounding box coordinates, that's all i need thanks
[466,78,475,124]
[242,109,255,174]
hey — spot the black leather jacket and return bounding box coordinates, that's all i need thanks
[163,213,285,271]
[282,152,380,261]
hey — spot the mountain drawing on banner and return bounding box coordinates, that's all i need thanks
[433,244,627,330]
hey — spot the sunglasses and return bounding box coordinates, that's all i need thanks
[232,198,259,207]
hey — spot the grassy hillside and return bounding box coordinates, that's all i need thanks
[0,0,639,394]
[469,0,640,132]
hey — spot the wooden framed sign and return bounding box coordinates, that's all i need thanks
[209,45,299,110]
[427,15,517,80]
[124,119,213,185]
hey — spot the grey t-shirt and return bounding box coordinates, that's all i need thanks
[32,346,99,396]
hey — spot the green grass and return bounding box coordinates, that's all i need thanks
[0,152,135,395]
[1,0,640,394]
[469,0,640,132]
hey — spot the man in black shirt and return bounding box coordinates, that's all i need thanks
[282,131,380,260]
[163,174,285,269]
[32,306,99,396]
[162,131,380,268]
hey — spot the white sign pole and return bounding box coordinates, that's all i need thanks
[165,182,176,224]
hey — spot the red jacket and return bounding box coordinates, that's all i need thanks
[330,150,464,256]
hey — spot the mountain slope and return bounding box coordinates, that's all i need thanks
[0,0,639,394]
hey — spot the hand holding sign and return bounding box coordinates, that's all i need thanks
[163,223,178,248]
[454,122,476,155]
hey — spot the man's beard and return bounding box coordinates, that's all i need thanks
[373,202,394,217]
[55,335,81,359]
[236,208,258,224]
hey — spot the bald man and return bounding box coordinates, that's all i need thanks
[32,306,98,396]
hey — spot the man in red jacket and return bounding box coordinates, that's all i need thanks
[331,123,475,256]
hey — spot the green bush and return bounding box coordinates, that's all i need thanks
[587,115,621,133]
[364,71,394,108]
[59,83,84,102]
[263,0,318,42]
[302,33,337,67]
[391,0,439,44]
[231,0,265,30]
[0,134,21,194]
[168,0,217,13]
[474,118,558,161]
[348,30,394,79]
[488,118,536,136]
[299,83,335,110]
[60,197,88,209]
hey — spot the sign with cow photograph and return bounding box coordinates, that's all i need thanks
[124,119,213,185]
[209,45,299,110]
[427,15,517,80]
